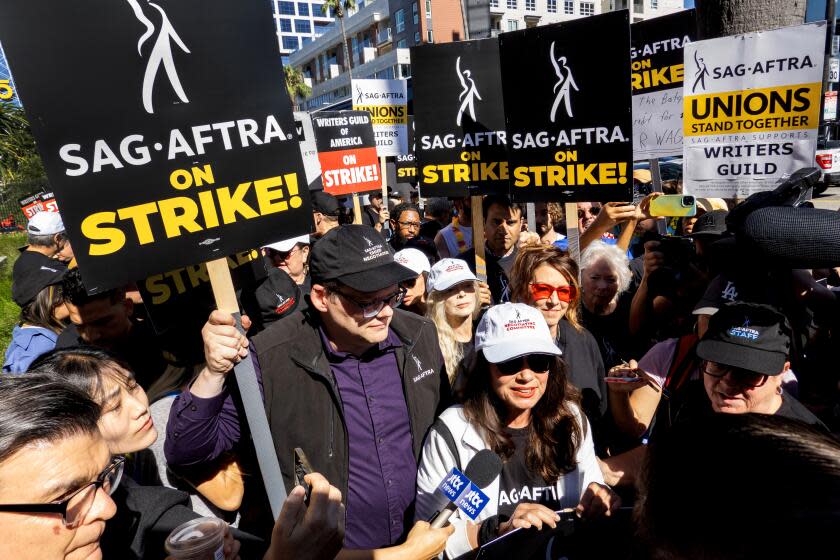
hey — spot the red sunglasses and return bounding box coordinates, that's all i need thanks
[529,283,577,302]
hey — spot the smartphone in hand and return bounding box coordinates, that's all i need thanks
[649,195,696,217]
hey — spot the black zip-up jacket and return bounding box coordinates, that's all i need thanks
[253,307,451,499]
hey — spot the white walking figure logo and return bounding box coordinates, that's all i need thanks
[549,41,578,123]
[456,56,482,127]
[692,50,709,93]
[126,0,191,114]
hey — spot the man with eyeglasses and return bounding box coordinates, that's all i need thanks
[388,202,423,252]
[0,375,118,560]
[166,224,453,553]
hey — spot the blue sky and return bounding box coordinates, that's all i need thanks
[684,0,694,7]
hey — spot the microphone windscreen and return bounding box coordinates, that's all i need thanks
[464,449,503,488]
[741,207,840,269]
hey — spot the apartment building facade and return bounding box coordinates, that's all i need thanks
[604,0,683,22]
[289,0,466,110]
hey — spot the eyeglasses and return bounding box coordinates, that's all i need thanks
[397,221,421,230]
[0,455,124,528]
[495,354,554,376]
[401,277,418,289]
[268,246,299,261]
[529,283,577,303]
[702,362,768,388]
[332,287,406,318]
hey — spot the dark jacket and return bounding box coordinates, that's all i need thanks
[253,307,451,499]
[457,244,518,304]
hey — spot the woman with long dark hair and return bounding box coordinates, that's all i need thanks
[509,245,607,446]
[415,303,618,558]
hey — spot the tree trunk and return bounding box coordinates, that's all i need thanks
[695,0,806,39]
[339,16,353,82]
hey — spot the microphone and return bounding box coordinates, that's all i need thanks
[740,207,840,269]
[430,449,503,529]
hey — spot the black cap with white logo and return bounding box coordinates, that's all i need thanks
[697,302,791,375]
[309,225,416,292]
[12,251,66,307]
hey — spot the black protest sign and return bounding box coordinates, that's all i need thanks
[396,116,417,184]
[412,38,508,197]
[631,9,697,159]
[0,0,310,294]
[312,111,381,196]
[499,11,633,202]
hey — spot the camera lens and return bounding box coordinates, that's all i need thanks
[682,196,694,206]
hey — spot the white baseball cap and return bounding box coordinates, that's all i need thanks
[426,258,477,293]
[394,248,430,276]
[264,234,310,252]
[475,303,562,363]
[26,211,64,236]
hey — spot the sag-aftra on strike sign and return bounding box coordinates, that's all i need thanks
[0,0,310,293]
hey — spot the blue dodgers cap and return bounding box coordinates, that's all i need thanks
[309,224,416,292]
[696,302,791,375]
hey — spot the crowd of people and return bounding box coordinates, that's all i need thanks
[1,181,839,559]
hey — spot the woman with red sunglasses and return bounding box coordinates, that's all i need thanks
[509,245,608,453]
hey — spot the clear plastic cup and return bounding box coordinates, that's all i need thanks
[165,517,226,560]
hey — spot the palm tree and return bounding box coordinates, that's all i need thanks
[284,65,312,107]
[321,0,357,82]
[0,102,43,183]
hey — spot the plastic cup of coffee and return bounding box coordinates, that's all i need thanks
[165,517,227,560]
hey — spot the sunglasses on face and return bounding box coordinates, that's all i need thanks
[332,287,406,318]
[529,283,577,302]
[401,277,418,289]
[702,361,769,388]
[495,354,553,376]
[578,206,601,219]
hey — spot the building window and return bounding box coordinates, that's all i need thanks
[295,19,311,33]
[311,2,323,14]
[398,38,407,48]
[547,0,556,12]
[412,2,419,24]
[279,18,292,32]
[427,30,434,42]
[507,19,518,31]
[490,0,499,6]
[282,36,299,50]
[302,36,312,45]
[279,1,296,15]
[650,0,658,8]
[580,1,594,14]
[415,31,421,42]
[506,0,516,8]
[564,0,573,13]
[425,0,432,13]
[525,0,535,10]
[297,2,310,15]
[395,9,405,32]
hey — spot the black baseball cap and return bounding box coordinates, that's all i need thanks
[696,302,791,375]
[311,191,340,217]
[309,225,416,292]
[12,252,66,307]
[688,210,728,239]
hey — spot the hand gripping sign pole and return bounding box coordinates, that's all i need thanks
[207,258,288,520]
[352,193,363,224]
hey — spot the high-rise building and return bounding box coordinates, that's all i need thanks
[0,40,20,106]
[271,0,340,65]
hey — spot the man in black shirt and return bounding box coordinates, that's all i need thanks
[12,211,68,305]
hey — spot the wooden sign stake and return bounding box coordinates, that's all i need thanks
[564,202,580,273]
[471,195,486,282]
[352,193,362,224]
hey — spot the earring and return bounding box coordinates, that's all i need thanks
[776,386,783,396]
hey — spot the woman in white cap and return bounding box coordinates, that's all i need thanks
[394,247,431,316]
[263,234,311,291]
[425,258,481,387]
[415,303,618,558]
